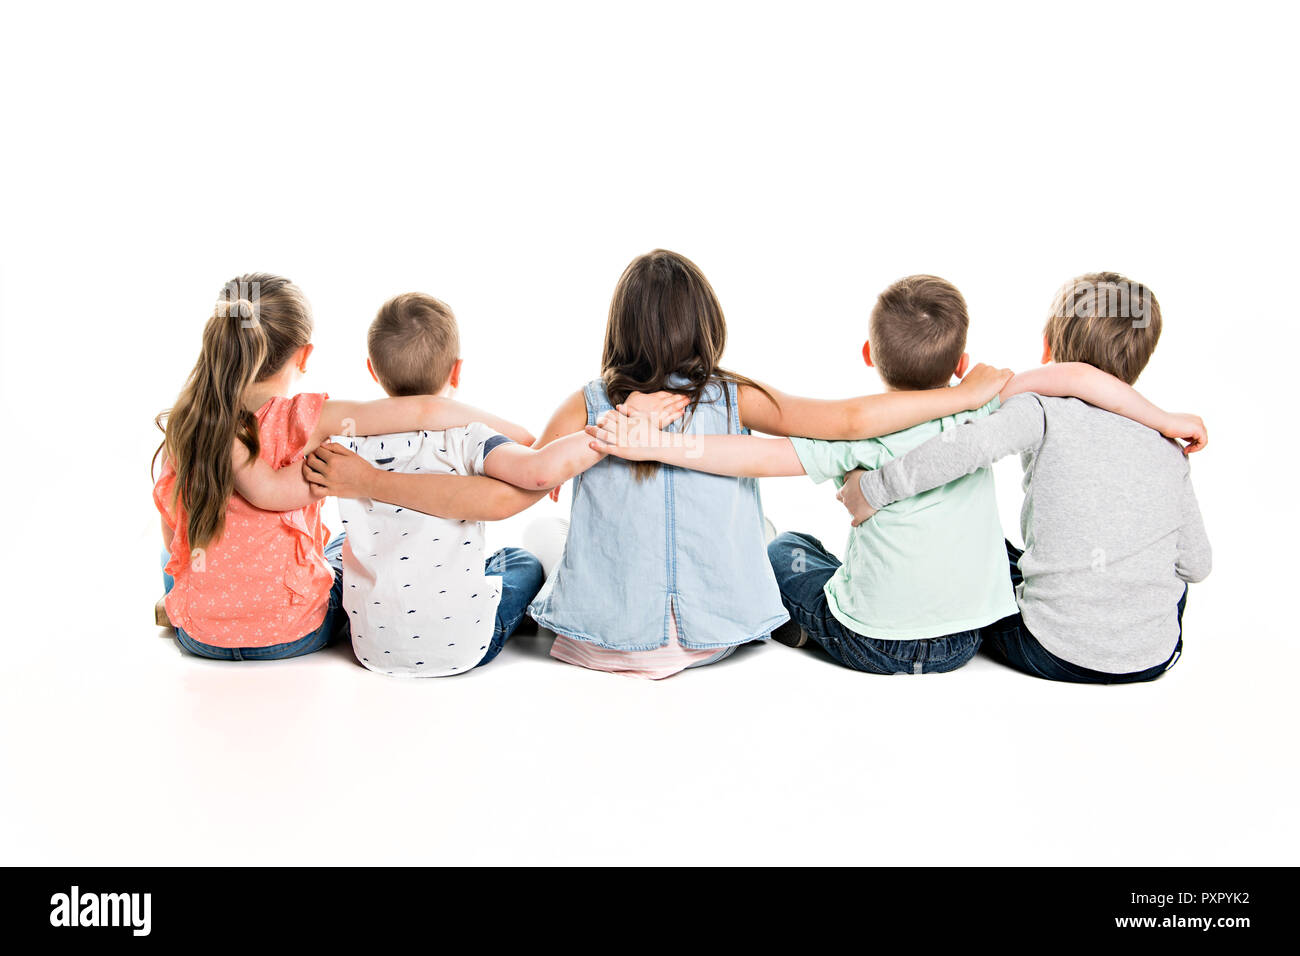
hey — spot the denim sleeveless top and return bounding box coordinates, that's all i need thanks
[528,377,789,650]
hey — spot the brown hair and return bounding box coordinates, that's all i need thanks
[154,273,314,551]
[1044,272,1162,384]
[868,275,970,390]
[601,249,772,479]
[368,293,460,396]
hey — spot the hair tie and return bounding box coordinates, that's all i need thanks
[218,297,259,325]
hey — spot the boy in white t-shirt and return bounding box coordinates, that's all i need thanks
[330,423,540,676]
[304,293,666,676]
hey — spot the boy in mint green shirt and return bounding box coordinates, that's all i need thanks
[587,274,1195,675]
[786,398,1012,647]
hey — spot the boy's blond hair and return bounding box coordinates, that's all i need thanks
[368,293,460,396]
[869,275,969,390]
[1044,272,1161,385]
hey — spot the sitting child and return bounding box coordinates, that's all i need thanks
[588,274,1205,676]
[838,273,1211,683]
[303,292,674,676]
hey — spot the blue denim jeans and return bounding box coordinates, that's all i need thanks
[980,540,1185,684]
[766,531,982,674]
[480,547,545,666]
[162,534,351,661]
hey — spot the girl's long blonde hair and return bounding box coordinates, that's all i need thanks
[154,273,313,551]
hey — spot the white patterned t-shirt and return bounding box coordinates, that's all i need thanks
[335,424,512,677]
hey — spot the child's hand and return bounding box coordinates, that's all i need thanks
[836,468,878,527]
[302,442,377,499]
[620,391,690,429]
[957,363,1014,408]
[585,409,672,461]
[1161,412,1208,454]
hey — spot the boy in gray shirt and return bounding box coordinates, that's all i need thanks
[838,272,1211,683]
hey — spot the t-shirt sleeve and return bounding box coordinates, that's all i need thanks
[259,392,328,464]
[152,468,178,526]
[460,421,513,476]
[284,392,327,459]
[789,437,883,487]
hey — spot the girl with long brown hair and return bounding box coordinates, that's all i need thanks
[153,273,531,660]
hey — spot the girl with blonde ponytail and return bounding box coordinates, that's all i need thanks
[153,273,533,660]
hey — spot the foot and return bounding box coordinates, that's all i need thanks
[154,597,172,628]
[769,618,809,648]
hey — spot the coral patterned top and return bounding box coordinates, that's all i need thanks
[153,393,335,647]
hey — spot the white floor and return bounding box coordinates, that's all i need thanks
[2,470,1291,867]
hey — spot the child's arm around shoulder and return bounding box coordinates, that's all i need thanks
[1000,363,1207,454]
[302,442,548,521]
[483,431,603,491]
[231,441,315,512]
[484,389,693,489]
[836,395,1050,526]
[586,410,806,478]
[736,364,1013,440]
[474,389,687,494]
[312,396,535,449]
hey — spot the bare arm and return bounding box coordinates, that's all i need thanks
[487,391,688,490]
[231,442,316,511]
[532,390,590,448]
[586,410,805,478]
[484,432,606,490]
[313,396,535,449]
[1001,363,1207,453]
[738,363,1012,439]
[302,442,546,521]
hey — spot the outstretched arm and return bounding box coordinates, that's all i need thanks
[488,391,689,490]
[313,396,535,449]
[585,410,805,478]
[836,395,1047,526]
[1002,363,1207,454]
[484,432,605,490]
[302,442,546,521]
[737,363,1013,440]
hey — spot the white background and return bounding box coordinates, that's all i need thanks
[1,1,1295,864]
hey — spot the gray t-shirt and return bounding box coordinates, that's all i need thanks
[858,393,1211,673]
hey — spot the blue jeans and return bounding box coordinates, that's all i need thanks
[480,547,545,666]
[767,531,982,675]
[980,540,1185,684]
[163,534,351,661]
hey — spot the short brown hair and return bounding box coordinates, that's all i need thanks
[869,275,969,390]
[1044,273,1161,384]
[367,293,460,396]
